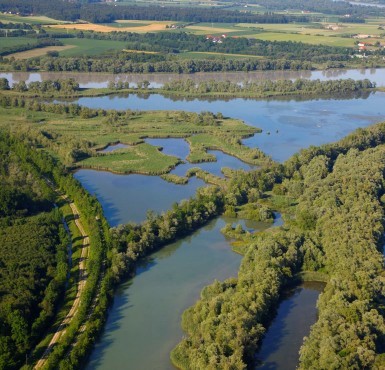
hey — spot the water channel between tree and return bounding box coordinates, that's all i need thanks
[255,282,324,370]
[86,216,281,370]
[59,75,385,369]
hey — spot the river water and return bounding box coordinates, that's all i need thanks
[2,68,385,88]
[86,216,280,370]
[48,71,385,369]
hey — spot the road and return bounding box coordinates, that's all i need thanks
[34,200,89,369]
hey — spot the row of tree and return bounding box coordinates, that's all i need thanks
[163,78,375,95]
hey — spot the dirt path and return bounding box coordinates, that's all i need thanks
[34,199,89,369]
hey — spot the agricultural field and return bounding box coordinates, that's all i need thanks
[58,38,130,56]
[6,45,75,59]
[2,12,385,60]
[47,21,170,33]
[0,13,68,24]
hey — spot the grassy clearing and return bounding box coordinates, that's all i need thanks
[78,143,181,175]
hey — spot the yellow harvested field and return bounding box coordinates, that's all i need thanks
[49,22,169,33]
[6,45,76,59]
[115,20,152,24]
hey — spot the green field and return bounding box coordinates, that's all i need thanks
[0,36,39,48]
[59,38,129,56]
[0,14,68,25]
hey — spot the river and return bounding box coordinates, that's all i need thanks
[2,68,385,88]
[53,74,385,369]
[86,216,281,370]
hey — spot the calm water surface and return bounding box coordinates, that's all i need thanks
[86,216,281,370]
[74,170,206,226]
[255,282,324,370]
[2,68,385,88]
[70,92,385,162]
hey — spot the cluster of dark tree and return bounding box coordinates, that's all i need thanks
[0,77,79,94]
[243,0,384,17]
[163,78,375,96]
[0,0,310,24]
[337,16,365,23]
[0,37,61,57]
[0,20,37,37]
[0,22,33,30]
[171,121,385,369]
[0,132,68,369]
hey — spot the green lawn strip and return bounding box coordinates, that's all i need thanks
[186,133,268,165]
[27,197,83,365]
[77,143,181,175]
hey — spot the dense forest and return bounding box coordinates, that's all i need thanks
[243,0,384,17]
[0,0,309,24]
[0,132,68,369]
[0,121,116,369]
[171,122,385,369]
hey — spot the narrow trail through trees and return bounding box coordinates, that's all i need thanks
[34,198,90,369]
